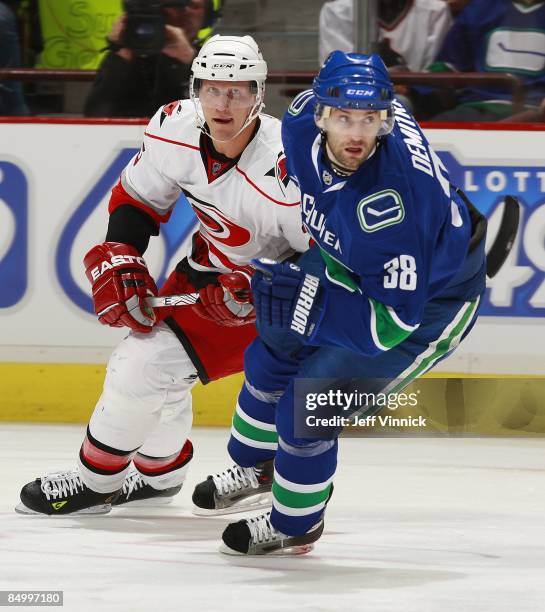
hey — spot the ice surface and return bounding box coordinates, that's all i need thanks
[1,424,544,612]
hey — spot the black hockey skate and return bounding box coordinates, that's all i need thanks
[192,459,273,516]
[221,511,324,556]
[16,469,120,516]
[113,469,182,508]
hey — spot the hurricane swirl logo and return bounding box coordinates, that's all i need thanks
[184,191,251,247]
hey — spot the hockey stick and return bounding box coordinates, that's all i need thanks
[145,293,199,308]
[456,188,520,279]
[486,195,520,278]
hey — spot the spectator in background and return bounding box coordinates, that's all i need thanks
[427,0,545,121]
[84,0,222,118]
[318,0,453,72]
[0,0,29,115]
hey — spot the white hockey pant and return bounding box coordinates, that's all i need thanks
[78,323,198,493]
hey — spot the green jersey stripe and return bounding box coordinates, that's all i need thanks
[232,412,279,444]
[230,427,278,451]
[272,481,332,509]
[272,497,328,517]
[273,470,334,494]
[388,297,480,395]
[369,297,416,351]
[235,403,277,432]
[321,249,362,293]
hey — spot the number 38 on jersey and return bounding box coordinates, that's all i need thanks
[383,255,417,290]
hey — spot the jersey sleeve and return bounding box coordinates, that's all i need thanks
[311,281,420,356]
[310,167,446,354]
[313,226,424,356]
[272,180,309,254]
[282,90,317,193]
[110,103,183,225]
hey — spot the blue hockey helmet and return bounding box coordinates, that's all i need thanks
[313,51,394,111]
[313,51,395,136]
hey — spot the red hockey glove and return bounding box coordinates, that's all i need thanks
[193,269,256,327]
[84,242,157,333]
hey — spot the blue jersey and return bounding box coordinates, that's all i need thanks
[282,91,478,356]
[435,0,545,104]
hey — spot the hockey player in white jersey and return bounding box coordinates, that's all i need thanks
[16,35,308,516]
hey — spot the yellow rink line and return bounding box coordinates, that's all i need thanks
[0,363,544,432]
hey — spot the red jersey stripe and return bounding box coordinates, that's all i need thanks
[144,131,201,150]
[235,166,300,207]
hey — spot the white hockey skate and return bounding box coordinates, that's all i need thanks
[221,511,324,556]
[192,459,273,516]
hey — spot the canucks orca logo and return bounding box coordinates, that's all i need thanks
[55,149,197,314]
[357,189,405,233]
[0,162,28,308]
[438,151,545,318]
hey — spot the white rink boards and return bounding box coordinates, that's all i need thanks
[1,121,545,374]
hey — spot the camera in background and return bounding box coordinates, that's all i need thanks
[122,0,193,57]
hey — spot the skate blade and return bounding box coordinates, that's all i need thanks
[192,492,272,517]
[14,503,112,516]
[219,542,314,556]
[114,497,174,509]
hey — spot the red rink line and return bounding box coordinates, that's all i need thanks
[0,117,148,125]
[420,121,545,131]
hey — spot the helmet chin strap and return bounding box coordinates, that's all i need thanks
[324,142,356,176]
[323,139,378,177]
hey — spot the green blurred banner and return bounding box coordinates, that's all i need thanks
[37,0,123,69]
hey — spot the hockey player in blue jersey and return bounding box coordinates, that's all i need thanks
[191,51,488,555]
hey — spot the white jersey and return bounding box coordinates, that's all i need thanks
[120,99,308,273]
[319,0,452,72]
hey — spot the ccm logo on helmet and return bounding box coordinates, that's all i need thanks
[346,88,374,97]
[90,255,147,281]
[211,63,235,69]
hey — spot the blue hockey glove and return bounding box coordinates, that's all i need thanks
[251,258,326,343]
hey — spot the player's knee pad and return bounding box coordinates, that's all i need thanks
[103,324,197,412]
[135,439,194,490]
[138,392,193,457]
[89,324,198,452]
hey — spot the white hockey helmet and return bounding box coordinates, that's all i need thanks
[190,35,268,140]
